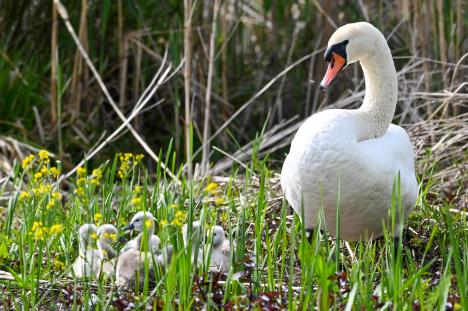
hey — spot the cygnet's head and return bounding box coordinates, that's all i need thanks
[79,224,98,244]
[124,211,156,233]
[212,226,226,246]
[320,22,386,89]
[97,224,119,244]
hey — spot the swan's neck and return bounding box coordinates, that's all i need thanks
[136,228,154,250]
[97,240,117,260]
[355,42,397,140]
[79,238,93,256]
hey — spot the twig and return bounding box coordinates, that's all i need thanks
[53,0,179,182]
[201,0,220,176]
[184,0,194,180]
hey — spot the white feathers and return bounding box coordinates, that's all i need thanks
[281,22,418,241]
[72,224,100,278]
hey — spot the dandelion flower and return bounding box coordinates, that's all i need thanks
[50,224,64,234]
[94,213,103,223]
[38,150,49,161]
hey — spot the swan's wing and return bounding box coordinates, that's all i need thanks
[357,124,418,207]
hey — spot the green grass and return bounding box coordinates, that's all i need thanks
[0,148,466,310]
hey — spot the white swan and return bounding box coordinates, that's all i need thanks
[208,226,232,273]
[281,22,418,241]
[72,224,100,278]
[120,211,160,253]
[96,224,119,277]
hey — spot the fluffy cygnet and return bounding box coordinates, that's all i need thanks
[208,226,232,273]
[116,211,165,289]
[182,221,204,266]
[97,224,119,277]
[72,224,101,278]
[120,211,159,253]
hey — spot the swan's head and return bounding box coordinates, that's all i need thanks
[79,224,98,243]
[212,226,226,247]
[182,221,203,245]
[97,224,119,243]
[124,211,156,233]
[320,22,385,89]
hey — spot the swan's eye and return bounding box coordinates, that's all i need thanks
[135,219,139,222]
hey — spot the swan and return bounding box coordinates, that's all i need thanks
[96,224,119,277]
[182,221,204,266]
[281,22,418,241]
[120,211,160,253]
[207,226,232,273]
[116,211,166,289]
[72,224,100,278]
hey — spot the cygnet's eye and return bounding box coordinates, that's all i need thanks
[135,219,139,222]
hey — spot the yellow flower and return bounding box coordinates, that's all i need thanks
[40,166,48,174]
[38,150,49,161]
[49,167,60,178]
[53,259,65,271]
[215,197,225,206]
[92,168,102,181]
[51,192,62,200]
[205,182,218,194]
[159,219,168,227]
[90,232,98,240]
[77,167,87,177]
[170,203,178,209]
[46,200,56,209]
[131,196,142,205]
[145,218,152,229]
[175,210,186,219]
[133,186,142,194]
[74,188,84,196]
[94,213,103,224]
[31,221,47,240]
[34,172,43,180]
[32,221,43,232]
[19,191,30,201]
[135,154,144,162]
[171,219,182,226]
[103,232,117,241]
[76,177,86,187]
[22,154,35,169]
[50,224,63,234]
[220,211,229,222]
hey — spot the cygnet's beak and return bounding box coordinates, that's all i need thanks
[123,223,135,231]
[320,52,346,90]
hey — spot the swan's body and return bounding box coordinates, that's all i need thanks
[120,233,161,254]
[116,211,168,289]
[281,22,418,241]
[72,224,101,278]
[208,226,232,273]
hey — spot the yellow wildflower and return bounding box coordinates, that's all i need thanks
[90,232,98,240]
[135,154,144,162]
[205,182,218,194]
[92,168,102,181]
[102,232,117,241]
[77,167,87,177]
[132,196,142,205]
[32,221,43,232]
[170,203,178,209]
[171,219,183,226]
[53,259,65,271]
[22,154,35,169]
[50,224,64,234]
[76,177,86,187]
[34,172,43,181]
[215,197,225,206]
[133,186,142,194]
[46,200,55,210]
[94,213,103,224]
[40,166,48,174]
[49,167,60,178]
[38,150,49,161]
[31,221,47,240]
[220,211,229,222]
[51,192,62,200]
[19,191,30,201]
[145,219,152,229]
[74,188,84,196]
[160,219,168,227]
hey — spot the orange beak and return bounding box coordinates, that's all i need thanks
[320,52,346,89]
